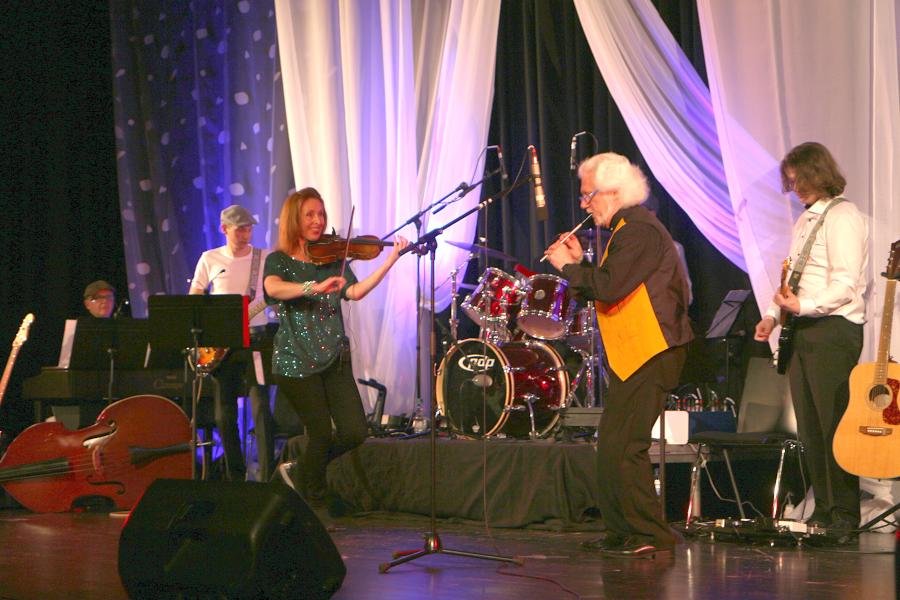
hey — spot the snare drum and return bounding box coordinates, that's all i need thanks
[461,268,523,328]
[517,274,575,340]
[436,338,568,438]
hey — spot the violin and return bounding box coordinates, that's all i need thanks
[306,233,395,264]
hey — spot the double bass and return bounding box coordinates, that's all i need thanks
[0,394,192,513]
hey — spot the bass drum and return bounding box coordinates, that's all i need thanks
[436,339,569,438]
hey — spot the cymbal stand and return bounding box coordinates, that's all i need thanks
[380,175,528,573]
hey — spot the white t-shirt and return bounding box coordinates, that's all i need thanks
[190,245,271,327]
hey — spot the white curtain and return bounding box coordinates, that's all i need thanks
[274,0,500,413]
[573,0,744,270]
[698,0,900,362]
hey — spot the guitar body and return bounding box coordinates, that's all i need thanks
[188,298,267,373]
[775,314,794,374]
[0,394,191,512]
[833,362,900,478]
[834,240,900,478]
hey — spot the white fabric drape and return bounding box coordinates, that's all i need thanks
[275,0,500,413]
[573,0,744,271]
[698,0,900,362]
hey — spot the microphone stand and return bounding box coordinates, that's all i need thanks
[381,181,471,424]
[380,169,502,430]
[380,176,530,573]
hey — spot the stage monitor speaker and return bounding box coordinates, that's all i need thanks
[118,479,345,600]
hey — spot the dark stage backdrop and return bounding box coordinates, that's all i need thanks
[0,0,757,436]
[0,2,124,433]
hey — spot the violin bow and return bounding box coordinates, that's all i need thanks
[338,205,355,282]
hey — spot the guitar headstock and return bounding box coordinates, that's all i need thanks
[13,314,34,349]
[884,239,900,280]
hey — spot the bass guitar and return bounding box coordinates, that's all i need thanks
[774,258,794,374]
[188,298,268,373]
[833,239,900,478]
[0,394,191,512]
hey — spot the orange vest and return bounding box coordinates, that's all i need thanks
[595,219,669,380]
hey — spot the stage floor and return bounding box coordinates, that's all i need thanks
[0,509,895,600]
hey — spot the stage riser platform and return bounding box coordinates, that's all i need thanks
[301,438,794,528]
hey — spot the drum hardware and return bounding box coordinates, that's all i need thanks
[502,393,541,439]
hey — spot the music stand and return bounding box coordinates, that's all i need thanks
[69,317,149,401]
[148,295,248,480]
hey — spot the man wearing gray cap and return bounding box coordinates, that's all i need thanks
[189,204,275,481]
[83,280,116,318]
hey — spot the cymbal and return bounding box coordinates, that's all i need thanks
[446,240,518,263]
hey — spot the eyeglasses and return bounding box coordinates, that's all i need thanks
[579,190,599,205]
[89,294,115,303]
[579,189,617,204]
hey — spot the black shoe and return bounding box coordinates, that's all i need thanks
[598,537,673,558]
[581,533,626,552]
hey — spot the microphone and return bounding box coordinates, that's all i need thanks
[432,183,470,215]
[529,145,548,222]
[488,145,509,186]
[570,135,578,171]
[205,268,226,295]
[113,299,129,319]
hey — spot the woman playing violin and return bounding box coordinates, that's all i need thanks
[263,187,409,515]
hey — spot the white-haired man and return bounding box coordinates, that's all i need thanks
[546,153,693,557]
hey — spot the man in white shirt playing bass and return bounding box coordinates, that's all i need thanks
[190,204,275,481]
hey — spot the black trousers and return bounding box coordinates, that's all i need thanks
[211,348,274,481]
[275,354,368,501]
[788,316,862,523]
[596,345,686,546]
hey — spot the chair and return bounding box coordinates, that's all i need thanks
[686,357,807,521]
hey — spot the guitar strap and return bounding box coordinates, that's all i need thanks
[246,247,262,300]
[786,197,844,292]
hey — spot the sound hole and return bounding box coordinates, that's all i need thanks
[870,384,892,409]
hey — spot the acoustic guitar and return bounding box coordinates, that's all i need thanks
[188,298,268,373]
[833,239,900,478]
[774,258,794,374]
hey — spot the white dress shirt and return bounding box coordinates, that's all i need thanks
[765,197,869,325]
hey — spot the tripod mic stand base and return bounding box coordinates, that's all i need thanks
[379,531,523,573]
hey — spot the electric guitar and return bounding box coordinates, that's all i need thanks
[774,257,794,374]
[188,299,268,373]
[833,239,900,478]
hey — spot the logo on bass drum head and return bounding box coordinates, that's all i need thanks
[457,353,495,372]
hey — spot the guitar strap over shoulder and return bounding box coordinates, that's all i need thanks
[787,197,844,292]
[246,247,262,300]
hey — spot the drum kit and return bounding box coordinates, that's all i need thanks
[435,237,605,440]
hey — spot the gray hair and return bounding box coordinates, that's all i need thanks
[577,153,649,208]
